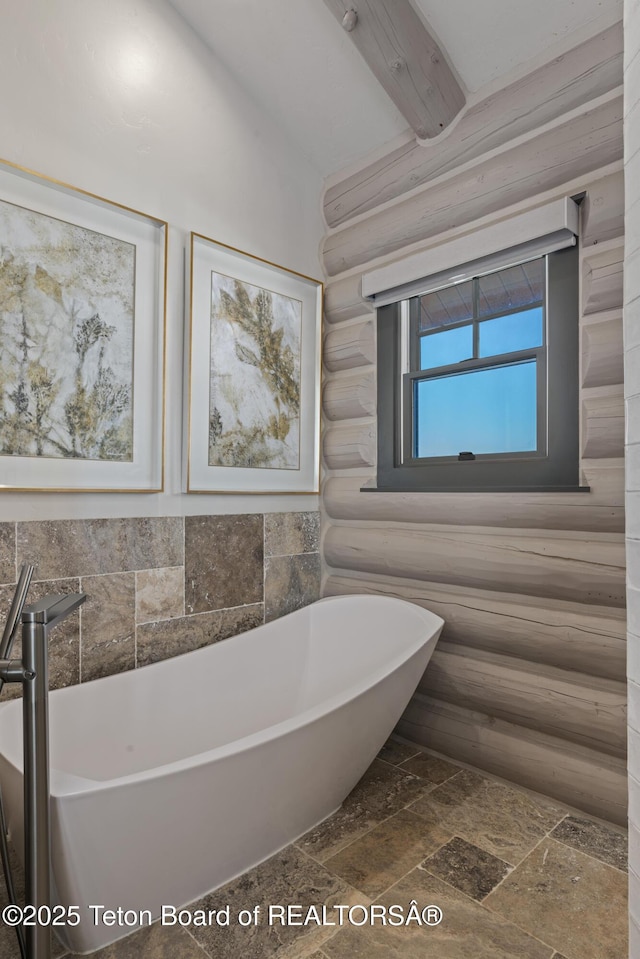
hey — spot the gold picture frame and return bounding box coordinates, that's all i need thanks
[0,158,167,492]
[185,233,322,493]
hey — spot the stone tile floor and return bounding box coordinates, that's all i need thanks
[0,739,628,959]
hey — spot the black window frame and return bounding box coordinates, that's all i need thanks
[374,244,583,493]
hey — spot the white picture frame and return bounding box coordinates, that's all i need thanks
[185,233,322,493]
[0,158,167,492]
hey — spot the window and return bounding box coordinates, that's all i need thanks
[375,245,581,492]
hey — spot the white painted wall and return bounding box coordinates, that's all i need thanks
[625,0,640,953]
[0,0,324,521]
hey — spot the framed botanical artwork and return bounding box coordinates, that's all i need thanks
[185,233,322,493]
[0,158,166,492]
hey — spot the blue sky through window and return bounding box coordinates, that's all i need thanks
[415,360,537,458]
[479,307,543,357]
[420,324,472,369]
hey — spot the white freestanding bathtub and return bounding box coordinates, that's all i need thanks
[0,594,443,953]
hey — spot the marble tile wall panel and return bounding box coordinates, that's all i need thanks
[0,525,15,585]
[185,514,264,614]
[17,517,183,580]
[136,604,264,668]
[265,553,321,622]
[0,577,81,701]
[80,573,136,682]
[135,567,184,625]
[0,511,320,694]
[265,511,320,556]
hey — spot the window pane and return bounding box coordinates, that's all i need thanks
[478,258,544,318]
[419,280,473,331]
[420,324,473,370]
[479,307,544,357]
[414,360,537,458]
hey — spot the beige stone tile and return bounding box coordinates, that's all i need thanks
[1,577,81,701]
[136,604,263,667]
[265,554,321,621]
[410,769,565,865]
[17,517,183,579]
[81,572,135,682]
[550,814,627,871]
[323,809,451,898]
[323,867,553,959]
[0,525,15,585]
[423,836,511,901]
[185,514,263,614]
[86,923,208,958]
[484,837,628,959]
[280,942,335,959]
[0,584,20,696]
[399,752,460,784]
[297,759,434,863]
[136,566,184,624]
[187,845,361,959]
[264,512,320,556]
[377,738,420,766]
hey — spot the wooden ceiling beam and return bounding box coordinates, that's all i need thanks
[322,0,465,139]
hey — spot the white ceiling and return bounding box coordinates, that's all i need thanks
[170,0,623,179]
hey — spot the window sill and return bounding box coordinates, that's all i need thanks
[361,484,591,494]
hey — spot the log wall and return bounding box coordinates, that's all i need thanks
[320,31,626,824]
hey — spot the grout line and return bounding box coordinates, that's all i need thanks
[376,747,422,767]
[27,573,83,586]
[78,575,83,683]
[403,835,558,958]
[298,770,442,868]
[296,814,390,866]
[362,830,456,901]
[182,516,187,613]
[543,827,628,874]
[183,925,215,959]
[134,569,140,629]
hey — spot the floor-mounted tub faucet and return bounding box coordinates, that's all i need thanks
[0,575,86,959]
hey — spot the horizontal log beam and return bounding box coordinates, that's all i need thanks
[323,91,623,275]
[582,313,624,388]
[323,466,624,532]
[583,243,624,315]
[324,571,626,680]
[581,170,625,246]
[324,318,376,372]
[323,370,376,421]
[324,24,623,226]
[396,695,627,824]
[322,0,465,140]
[324,524,625,606]
[582,387,624,459]
[324,274,374,325]
[421,643,626,757]
[323,421,376,470]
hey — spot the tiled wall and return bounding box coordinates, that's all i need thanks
[0,511,320,699]
[626,0,640,953]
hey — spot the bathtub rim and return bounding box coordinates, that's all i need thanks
[0,594,443,798]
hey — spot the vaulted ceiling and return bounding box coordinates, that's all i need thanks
[170,0,622,178]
